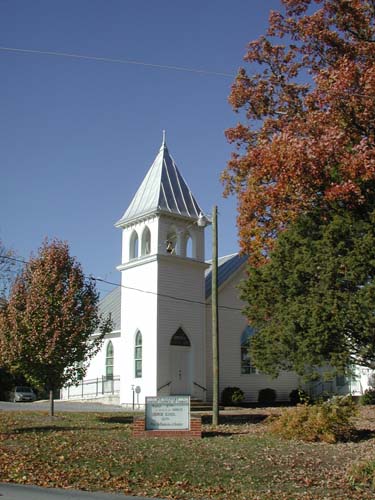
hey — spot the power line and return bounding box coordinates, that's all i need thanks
[0,254,244,312]
[94,277,243,312]
[0,255,27,265]
[0,46,235,78]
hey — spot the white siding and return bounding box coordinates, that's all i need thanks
[119,258,158,405]
[205,267,300,403]
[60,332,121,400]
[157,256,207,400]
[118,210,207,406]
[85,334,121,381]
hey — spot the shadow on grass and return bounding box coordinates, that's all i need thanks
[352,429,375,442]
[11,421,133,433]
[201,413,269,438]
[11,426,88,433]
[202,430,250,438]
[97,416,134,424]
[201,414,269,425]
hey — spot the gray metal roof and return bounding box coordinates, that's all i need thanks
[96,286,121,332]
[116,137,203,226]
[205,253,248,298]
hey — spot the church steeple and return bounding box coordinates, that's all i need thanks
[115,134,203,228]
[116,135,208,406]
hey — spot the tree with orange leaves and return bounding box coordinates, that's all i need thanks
[223,0,375,263]
[0,239,112,416]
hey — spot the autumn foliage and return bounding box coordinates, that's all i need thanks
[0,239,112,406]
[270,396,357,443]
[0,240,17,298]
[223,0,375,262]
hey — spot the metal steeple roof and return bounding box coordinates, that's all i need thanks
[116,134,203,226]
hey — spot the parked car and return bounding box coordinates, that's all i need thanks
[11,386,37,402]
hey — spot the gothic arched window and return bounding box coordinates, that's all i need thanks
[135,331,142,378]
[241,326,256,374]
[106,341,114,380]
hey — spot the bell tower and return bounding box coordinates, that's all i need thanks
[115,134,209,405]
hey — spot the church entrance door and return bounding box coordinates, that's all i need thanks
[170,346,191,395]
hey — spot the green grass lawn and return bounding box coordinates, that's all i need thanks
[1,408,375,499]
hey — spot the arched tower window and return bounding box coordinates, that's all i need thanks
[134,331,142,378]
[170,328,191,346]
[166,227,177,255]
[141,226,151,256]
[186,235,193,258]
[241,326,256,374]
[129,230,139,260]
[179,230,196,259]
[106,341,114,380]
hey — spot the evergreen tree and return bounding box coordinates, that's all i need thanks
[242,206,375,377]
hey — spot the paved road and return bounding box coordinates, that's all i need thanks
[0,483,164,500]
[0,401,134,412]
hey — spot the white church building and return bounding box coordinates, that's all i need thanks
[61,137,372,405]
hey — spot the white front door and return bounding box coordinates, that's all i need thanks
[170,346,191,395]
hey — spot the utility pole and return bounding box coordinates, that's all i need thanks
[211,205,219,426]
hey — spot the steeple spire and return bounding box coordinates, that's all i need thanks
[160,130,166,150]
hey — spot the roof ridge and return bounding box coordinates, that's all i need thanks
[205,252,240,264]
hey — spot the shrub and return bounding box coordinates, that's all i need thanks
[270,395,357,443]
[289,389,309,405]
[258,388,277,405]
[360,388,375,405]
[221,386,244,406]
[349,460,375,490]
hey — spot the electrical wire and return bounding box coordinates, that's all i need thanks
[0,256,27,265]
[0,254,244,312]
[94,277,243,312]
[0,46,235,78]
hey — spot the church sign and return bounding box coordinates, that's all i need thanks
[145,396,190,431]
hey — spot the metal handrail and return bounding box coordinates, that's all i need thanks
[193,381,207,392]
[65,375,120,399]
[64,375,120,387]
[157,381,172,392]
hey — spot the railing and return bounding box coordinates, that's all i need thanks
[157,381,172,392]
[65,375,120,399]
[193,381,207,392]
[193,381,207,401]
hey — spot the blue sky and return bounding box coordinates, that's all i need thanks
[1,0,281,295]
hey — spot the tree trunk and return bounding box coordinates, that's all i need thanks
[49,389,54,417]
